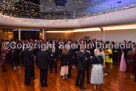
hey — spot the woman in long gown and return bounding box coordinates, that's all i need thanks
[128,47,136,78]
[119,49,127,72]
[90,49,104,90]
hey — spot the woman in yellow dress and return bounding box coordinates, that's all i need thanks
[105,47,113,74]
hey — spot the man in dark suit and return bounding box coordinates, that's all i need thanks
[113,47,119,65]
[85,49,91,83]
[23,48,34,86]
[49,46,58,74]
[37,48,49,87]
[124,48,129,72]
[75,47,87,90]
[67,48,74,78]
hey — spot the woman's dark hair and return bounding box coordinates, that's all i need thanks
[122,49,125,52]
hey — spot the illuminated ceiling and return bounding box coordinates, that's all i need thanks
[0,0,136,28]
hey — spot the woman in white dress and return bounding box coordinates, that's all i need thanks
[90,49,104,90]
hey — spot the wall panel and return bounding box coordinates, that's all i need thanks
[46,29,136,42]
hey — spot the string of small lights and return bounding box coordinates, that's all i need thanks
[0,0,136,19]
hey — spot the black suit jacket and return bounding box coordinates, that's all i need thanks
[23,49,34,67]
[68,49,74,63]
[49,48,58,63]
[33,48,40,56]
[37,50,49,69]
[85,51,91,66]
[76,51,87,70]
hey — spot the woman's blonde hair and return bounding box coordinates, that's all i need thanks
[62,48,68,55]
[127,50,133,55]
[132,47,136,54]
[94,49,100,56]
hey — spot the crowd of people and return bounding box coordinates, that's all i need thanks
[0,39,136,90]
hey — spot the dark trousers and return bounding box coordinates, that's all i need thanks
[31,66,35,78]
[25,66,32,84]
[68,64,71,77]
[125,57,129,72]
[113,54,118,65]
[40,69,48,85]
[76,69,85,88]
[86,66,89,81]
[20,56,24,66]
[126,63,129,72]
[2,62,7,71]
[50,62,57,73]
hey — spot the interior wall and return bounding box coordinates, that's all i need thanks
[46,32,71,40]
[104,29,136,42]
[46,31,102,40]
[46,29,136,42]
[0,29,4,41]
[69,31,102,40]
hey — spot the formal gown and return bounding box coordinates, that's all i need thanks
[128,55,135,73]
[105,49,113,63]
[90,56,104,84]
[119,53,126,72]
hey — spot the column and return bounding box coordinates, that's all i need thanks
[42,29,45,40]
[18,28,21,41]
[100,27,105,42]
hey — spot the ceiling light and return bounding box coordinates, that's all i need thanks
[46,27,101,33]
[103,24,136,30]
[74,28,101,32]
[46,30,73,33]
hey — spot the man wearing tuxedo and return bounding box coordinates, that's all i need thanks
[75,47,87,90]
[37,48,49,87]
[85,49,91,83]
[49,46,58,74]
[67,48,74,78]
[23,48,34,86]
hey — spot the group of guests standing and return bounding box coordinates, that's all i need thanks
[119,46,136,80]
[0,41,20,72]
[0,39,136,90]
